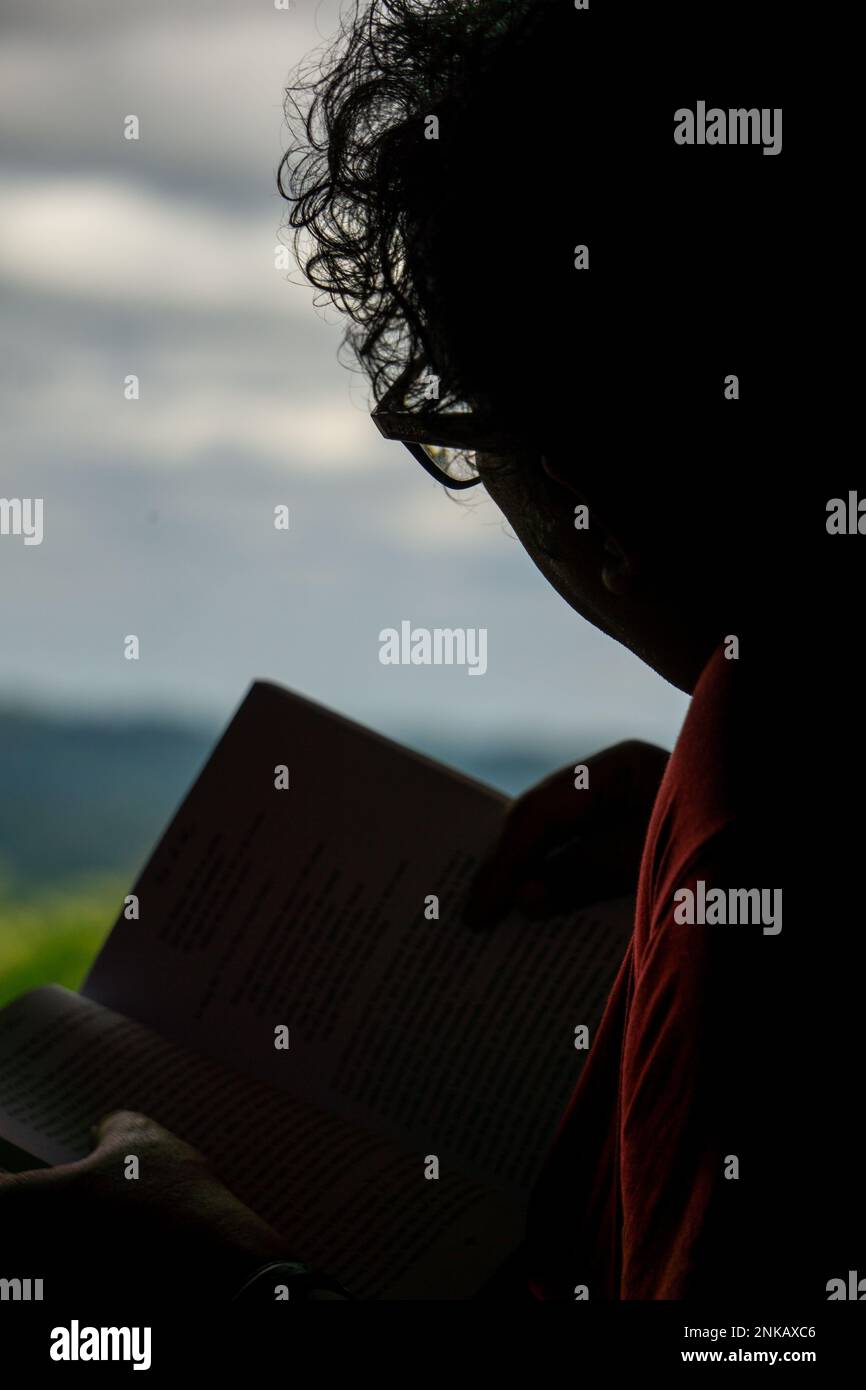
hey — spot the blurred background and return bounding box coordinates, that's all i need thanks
[0,0,688,1008]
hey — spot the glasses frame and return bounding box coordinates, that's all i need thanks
[371,364,529,490]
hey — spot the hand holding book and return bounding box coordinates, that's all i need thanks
[0,1110,289,1302]
[464,741,668,927]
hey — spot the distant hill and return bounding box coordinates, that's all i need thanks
[0,707,581,893]
[0,709,216,890]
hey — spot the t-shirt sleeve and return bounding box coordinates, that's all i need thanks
[619,821,802,1299]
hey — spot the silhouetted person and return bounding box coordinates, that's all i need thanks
[1,0,859,1304]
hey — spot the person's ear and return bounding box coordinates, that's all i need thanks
[601,534,640,595]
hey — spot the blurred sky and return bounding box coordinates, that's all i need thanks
[0,0,689,757]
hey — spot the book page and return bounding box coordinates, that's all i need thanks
[0,985,522,1299]
[85,682,634,1199]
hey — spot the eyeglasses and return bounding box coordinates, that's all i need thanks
[371,363,529,490]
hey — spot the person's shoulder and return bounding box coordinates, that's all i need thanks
[643,640,783,902]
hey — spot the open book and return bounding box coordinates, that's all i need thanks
[0,683,633,1299]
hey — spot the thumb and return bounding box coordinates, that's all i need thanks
[0,1112,158,1188]
[88,1109,158,1155]
[463,764,594,928]
[87,1111,208,1177]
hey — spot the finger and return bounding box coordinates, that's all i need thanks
[517,828,643,919]
[492,742,644,865]
[91,1109,158,1148]
[465,742,667,928]
[1,1113,187,1194]
[463,760,606,928]
[90,1110,209,1176]
[18,1112,156,1184]
[52,1111,172,1178]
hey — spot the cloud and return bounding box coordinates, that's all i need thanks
[381,487,512,553]
[0,3,343,202]
[0,174,314,318]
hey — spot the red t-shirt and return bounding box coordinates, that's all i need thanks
[524,642,813,1300]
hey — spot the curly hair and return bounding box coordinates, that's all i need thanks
[279,0,567,415]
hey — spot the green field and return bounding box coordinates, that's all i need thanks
[0,877,122,1011]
